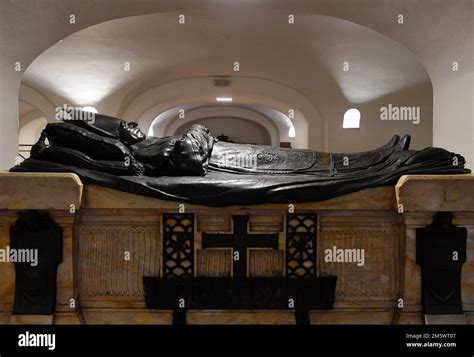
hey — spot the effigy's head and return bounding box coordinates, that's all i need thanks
[119,121,146,145]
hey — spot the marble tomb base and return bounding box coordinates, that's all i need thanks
[0,172,472,325]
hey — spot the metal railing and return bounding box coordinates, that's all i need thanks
[18,144,34,160]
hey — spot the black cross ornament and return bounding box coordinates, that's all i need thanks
[202,215,279,278]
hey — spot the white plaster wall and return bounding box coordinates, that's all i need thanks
[432,73,473,163]
[19,117,47,145]
[327,82,433,152]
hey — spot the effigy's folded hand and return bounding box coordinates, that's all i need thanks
[169,124,215,175]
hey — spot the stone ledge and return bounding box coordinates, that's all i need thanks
[2,172,472,212]
[396,174,474,212]
[84,184,396,210]
[0,172,395,211]
[0,172,83,210]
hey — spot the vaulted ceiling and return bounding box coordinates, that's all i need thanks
[6,0,471,156]
[23,11,429,109]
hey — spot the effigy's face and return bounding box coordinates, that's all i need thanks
[119,121,146,144]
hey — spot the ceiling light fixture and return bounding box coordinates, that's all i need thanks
[216,97,233,102]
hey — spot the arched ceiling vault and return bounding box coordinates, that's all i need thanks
[152,105,284,147]
[121,76,312,149]
[174,117,273,146]
[17,6,434,152]
[20,11,430,115]
[0,0,468,170]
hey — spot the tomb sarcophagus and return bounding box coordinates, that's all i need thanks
[0,173,473,325]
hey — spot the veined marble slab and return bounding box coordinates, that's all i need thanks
[396,174,474,212]
[0,172,82,210]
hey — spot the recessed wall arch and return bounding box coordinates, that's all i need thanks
[174,117,273,146]
[156,105,282,147]
[19,108,44,129]
[18,84,57,123]
[120,76,316,149]
[19,117,47,146]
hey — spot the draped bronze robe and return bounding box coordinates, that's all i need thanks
[12,112,470,206]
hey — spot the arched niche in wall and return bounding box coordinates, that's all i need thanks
[119,77,314,149]
[19,116,47,146]
[18,101,47,159]
[19,85,57,123]
[17,10,434,156]
[174,117,272,146]
[153,105,282,147]
[18,100,48,146]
